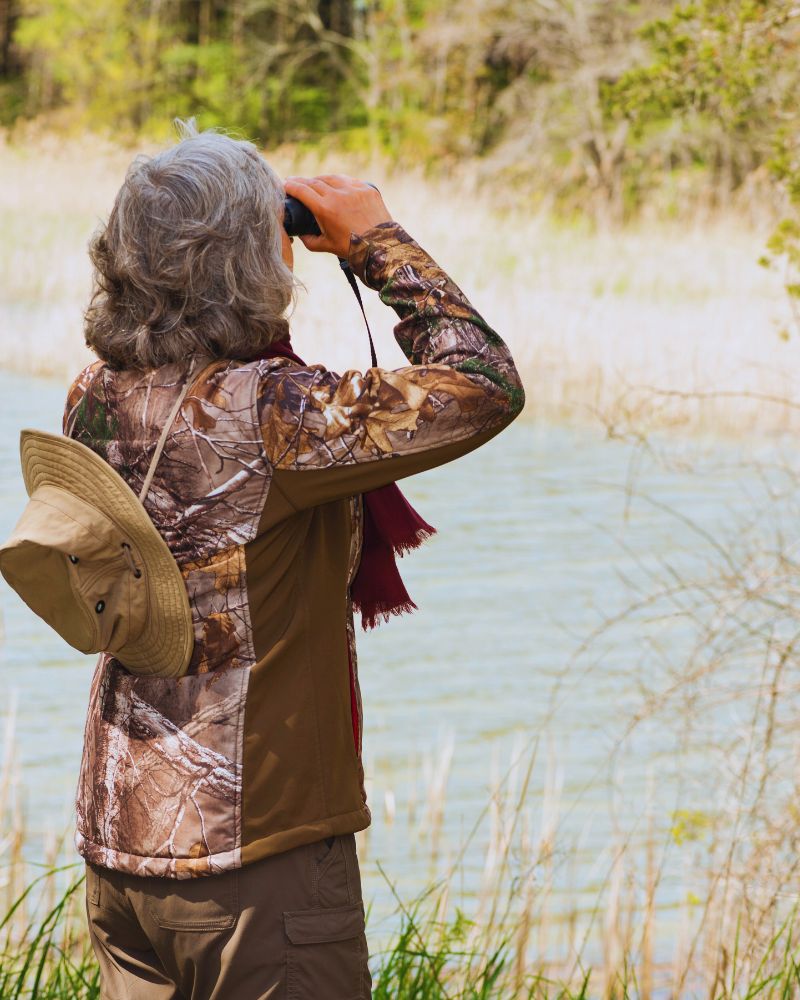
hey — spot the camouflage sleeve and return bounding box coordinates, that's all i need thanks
[259,220,525,511]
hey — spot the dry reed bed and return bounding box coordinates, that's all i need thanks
[2,131,798,432]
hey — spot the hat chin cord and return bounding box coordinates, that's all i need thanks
[120,541,142,579]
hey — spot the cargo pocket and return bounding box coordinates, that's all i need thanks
[310,833,361,909]
[284,901,368,1000]
[145,869,239,932]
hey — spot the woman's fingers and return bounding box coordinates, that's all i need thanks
[315,174,368,189]
[284,174,393,257]
[285,178,337,252]
[284,177,325,211]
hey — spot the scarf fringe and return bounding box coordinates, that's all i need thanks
[392,523,437,556]
[355,597,419,632]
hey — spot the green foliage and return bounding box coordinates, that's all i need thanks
[608,0,791,190]
[608,0,800,318]
[14,0,149,131]
[11,0,366,142]
[669,807,711,844]
[0,869,99,999]
[621,0,778,122]
[372,908,512,999]
[0,79,26,128]
[759,123,800,323]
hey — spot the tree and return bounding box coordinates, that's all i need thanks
[12,0,366,141]
[608,1,800,309]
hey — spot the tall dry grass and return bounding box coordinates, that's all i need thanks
[2,128,798,432]
[3,696,800,995]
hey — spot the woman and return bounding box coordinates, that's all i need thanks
[65,120,525,999]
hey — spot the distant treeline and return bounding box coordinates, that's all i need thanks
[1,1,799,223]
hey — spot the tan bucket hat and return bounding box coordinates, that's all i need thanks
[0,365,199,678]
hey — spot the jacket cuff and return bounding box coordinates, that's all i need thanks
[346,221,419,289]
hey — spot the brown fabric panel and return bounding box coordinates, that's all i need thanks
[299,501,365,815]
[239,808,371,867]
[257,471,298,531]
[267,422,504,512]
[245,509,312,657]
[242,499,364,850]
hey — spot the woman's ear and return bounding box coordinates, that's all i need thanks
[281,228,294,270]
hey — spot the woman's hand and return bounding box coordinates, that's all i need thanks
[283,174,393,258]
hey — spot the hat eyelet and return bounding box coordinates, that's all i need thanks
[95,600,105,614]
[68,555,79,564]
[133,569,142,579]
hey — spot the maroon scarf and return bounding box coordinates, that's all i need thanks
[257,338,436,629]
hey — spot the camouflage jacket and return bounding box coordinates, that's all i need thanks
[64,221,525,877]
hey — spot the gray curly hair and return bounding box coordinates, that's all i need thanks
[84,119,297,371]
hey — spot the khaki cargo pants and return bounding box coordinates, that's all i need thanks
[85,833,372,999]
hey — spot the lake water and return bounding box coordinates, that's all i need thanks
[0,369,795,965]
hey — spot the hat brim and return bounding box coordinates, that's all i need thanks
[20,429,193,679]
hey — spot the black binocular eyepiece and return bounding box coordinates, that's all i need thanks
[283,196,320,238]
[283,183,379,238]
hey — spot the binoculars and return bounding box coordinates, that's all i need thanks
[283,183,379,238]
[282,181,380,366]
